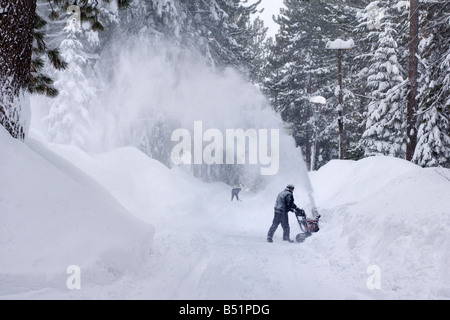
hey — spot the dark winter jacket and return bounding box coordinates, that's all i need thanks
[274,188,298,213]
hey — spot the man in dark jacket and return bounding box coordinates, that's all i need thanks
[231,187,242,201]
[267,184,299,243]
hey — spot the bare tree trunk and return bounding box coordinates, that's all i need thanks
[406,0,419,160]
[0,0,36,140]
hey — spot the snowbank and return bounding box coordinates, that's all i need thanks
[0,127,154,296]
[38,144,450,299]
[1,126,448,299]
[44,142,229,226]
[309,156,450,299]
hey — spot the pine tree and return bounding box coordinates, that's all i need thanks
[138,118,175,168]
[264,0,323,168]
[30,6,68,98]
[263,0,365,169]
[242,16,268,84]
[359,1,407,157]
[328,0,369,161]
[113,0,268,186]
[46,20,96,148]
[0,0,129,140]
[116,0,264,73]
[413,1,450,167]
[185,0,263,72]
[406,0,420,161]
[0,0,37,140]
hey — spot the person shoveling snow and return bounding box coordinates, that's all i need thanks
[231,186,243,202]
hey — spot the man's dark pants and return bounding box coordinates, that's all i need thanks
[267,209,290,241]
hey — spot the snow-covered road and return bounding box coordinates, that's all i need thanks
[101,204,364,300]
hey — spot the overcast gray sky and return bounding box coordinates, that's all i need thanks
[253,0,285,38]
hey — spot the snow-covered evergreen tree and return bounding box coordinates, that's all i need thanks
[111,0,268,187]
[264,0,325,168]
[0,0,129,140]
[47,22,95,148]
[242,16,268,84]
[359,1,407,157]
[117,0,263,73]
[413,1,450,167]
[263,0,366,169]
[1,1,38,140]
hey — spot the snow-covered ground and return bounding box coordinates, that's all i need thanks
[1,126,448,300]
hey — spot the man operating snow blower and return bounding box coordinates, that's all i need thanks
[267,184,304,243]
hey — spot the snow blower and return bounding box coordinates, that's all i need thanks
[294,208,321,243]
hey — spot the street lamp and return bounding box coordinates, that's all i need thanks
[309,96,326,171]
[326,38,354,160]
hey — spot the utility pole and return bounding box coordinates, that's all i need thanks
[326,38,354,160]
[406,0,419,161]
[337,49,344,160]
[309,96,326,171]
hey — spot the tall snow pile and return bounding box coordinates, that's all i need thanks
[44,141,228,225]
[1,125,449,299]
[310,157,450,299]
[0,127,154,296]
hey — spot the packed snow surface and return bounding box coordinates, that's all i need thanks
[0,127,449,300]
